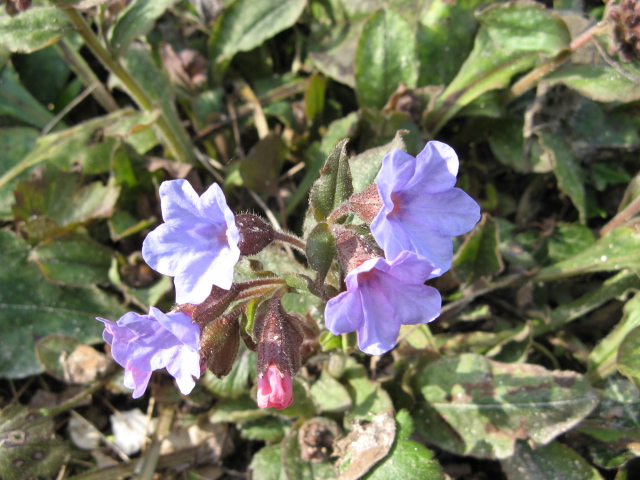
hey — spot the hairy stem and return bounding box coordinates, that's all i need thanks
[274,230,307,253]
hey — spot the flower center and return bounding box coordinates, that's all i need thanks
[388,193,404,218]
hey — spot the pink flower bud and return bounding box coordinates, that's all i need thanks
[257,363,293,409]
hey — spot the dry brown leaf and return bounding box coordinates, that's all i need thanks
[334,410,396,480]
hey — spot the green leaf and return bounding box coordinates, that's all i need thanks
[304,73,327,122]
[309,139,353,222]
[13,45,71,107]
[0,231,126,379]
[0,64,56,129]
[537,130,586,224]
[0,6,74,53]
[501,441,603,480]
[452,213,504,283]
[111,43,192,160]
[417,0,495,86]
[239,133,288,194]
[13,169,120,238]
[310,371,353,412]
[545,64,640,103]
[210,0,307,77]
[618,326,640,388]
[29,235,113,286]
[537,269,640,336]
[250,444,286,480]
[350,129,407,193]
[0,109,158,191]
[414,354,599,459]
[589,293,640,382]
[535,227,640,282]
[202,345,256,399]
[287,112,359,215]
[427,1,570,132]
[355,9,418,109]
[240,417,287,443]
[210,394,269,422]
[308,19,364,88]
[343,357,393,421]
[305,222,336,284]
[109,0,179,54]
[0,127,39,220]
[364,439,442,480]
[541,223,596,265]
[0,405,68,480]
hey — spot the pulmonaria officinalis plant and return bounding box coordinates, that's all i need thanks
[97,139,479,407]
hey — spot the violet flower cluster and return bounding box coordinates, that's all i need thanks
[325,141,480,355]
[96,140,479,409]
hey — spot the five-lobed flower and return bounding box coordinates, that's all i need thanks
[142,179,241,305]
[371,141,481,278]
[324,250,442,355]
[97,307,201,398]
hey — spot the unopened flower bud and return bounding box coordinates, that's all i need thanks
[332,226,383,275]
[257,363,293,409]
[192,285,238,326]
[254,297,304,379]
[199,311,241,378]
[235,214,275,255]
[345,184,383,223]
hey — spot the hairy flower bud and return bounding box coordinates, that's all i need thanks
[199,310,241,378]
[332,226,383,275]
[254,298,304,378]
[4,0,31,16]
[345,184,383,223]
[235,214,276,256]
[192,285,238,326]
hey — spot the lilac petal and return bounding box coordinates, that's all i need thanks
[376,149,418,196]
[173,244,239,304]
[165,349,200,395]
[143,223,239,304]
[403,188,481,237]
[381,250,435,283]
[152,308,199,349]
[198,182,240,244]
[124,366,152,399]
[325,288,365,335]
[410,141,459,193]
[358,282,400,355]
[158,179,203,224]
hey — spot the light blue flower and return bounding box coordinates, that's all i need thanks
[324,251,441,355]
[371,142,481,277]
[142,179,240,304]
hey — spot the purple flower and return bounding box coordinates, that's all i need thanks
[142,179,240,304]
[370,141,481,278]
[324,251,441,355]
[97,307,201,398]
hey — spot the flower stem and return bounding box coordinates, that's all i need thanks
[61,7,195,164]
[274,231,307,253]
[599,195,640,237]
[55,38,120,113]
